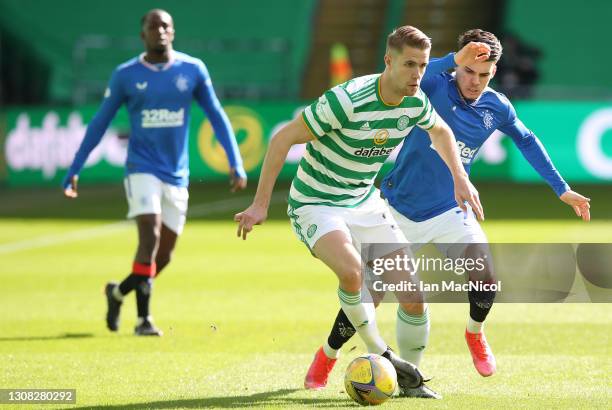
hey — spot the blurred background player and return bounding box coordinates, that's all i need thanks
[235,25,484,398]
[62,9,246,336]
[306,29,591,394]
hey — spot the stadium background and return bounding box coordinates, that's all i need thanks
[0,1,610,409]
[2,0,612,191]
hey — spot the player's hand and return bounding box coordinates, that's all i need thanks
[63,175,79,199]
[454,42,491,66]
[234,203,267,240]
[229,167,247,193]
[454,175,484,221]
[560,190,591,221]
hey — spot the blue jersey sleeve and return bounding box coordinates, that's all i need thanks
[194,61,245,178]
[421,53,456,95]
[62,69,125,188]
[499,100,570,196]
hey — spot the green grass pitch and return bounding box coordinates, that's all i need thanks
[0,184,610,409]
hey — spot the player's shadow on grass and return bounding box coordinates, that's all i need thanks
[0,333,93,342]
[67,388,352,409]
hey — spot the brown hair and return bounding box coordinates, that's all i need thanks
[386,25,431,52]
[458,29,502,62]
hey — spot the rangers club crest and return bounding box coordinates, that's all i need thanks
[175,74,189,92]
[483,110,494,130]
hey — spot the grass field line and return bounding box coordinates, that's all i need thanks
[0,191,288,255]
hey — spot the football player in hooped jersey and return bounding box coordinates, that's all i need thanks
[311,29,591,394]
[63,9,246,336]
[235,26,489,397]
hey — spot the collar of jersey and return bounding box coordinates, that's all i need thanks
[448,73,484,106]
[376,75,405,107]
[139,51,176,72]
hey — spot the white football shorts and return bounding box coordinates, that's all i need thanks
[288,189,408,260]
[388,201,488,258]
[124,173,189,234]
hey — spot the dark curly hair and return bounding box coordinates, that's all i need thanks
[458,29,502,62]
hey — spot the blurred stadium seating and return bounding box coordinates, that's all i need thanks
[505,0,612,99]
[0,0,317,104]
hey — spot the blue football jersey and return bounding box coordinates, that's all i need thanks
[382,53,569,221]
[65,51,243,187]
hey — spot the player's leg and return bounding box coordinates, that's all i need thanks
[134,181,188,335]
[109,213,162,335]
[308,203,429,382]
[302,226,383,390]
[152,182,187,276]
[307,274,386,390]
[315,200,425,366]
[367,208,438,398]
[353,204,438,399]
[388,205,433,369]
[313,233,426,390]
[131,213,164,336]
[435,206,496,376]
[312,230,388,354]
[318,202,432,369]
[154,224,178,275]
[105,174,162,335]
[301,198,428,393]
[321,268,386,366]
[133,224,177,335]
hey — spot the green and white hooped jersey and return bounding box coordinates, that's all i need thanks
[289,74,437,209]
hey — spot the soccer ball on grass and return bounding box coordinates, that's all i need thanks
[344,353,397,405]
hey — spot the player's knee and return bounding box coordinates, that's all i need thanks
[400,300,426,315]
[463,244,495,282]
[338,267,362,293]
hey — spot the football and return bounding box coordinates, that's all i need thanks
[344,353,398,406]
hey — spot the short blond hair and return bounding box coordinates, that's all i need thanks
[387,26,431,52]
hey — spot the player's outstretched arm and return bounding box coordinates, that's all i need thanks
[194,61,247,193]
[500,102,590,221]
[62,70,125,199]
[427,117,485,220]
[560,190,591,221]
[234,117,315,240]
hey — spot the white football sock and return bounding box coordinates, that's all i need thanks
[396,305,430,367]
[112,286,124,302]
[322,340,340,359]
[338,288,387,355]
[466,317,484,334]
